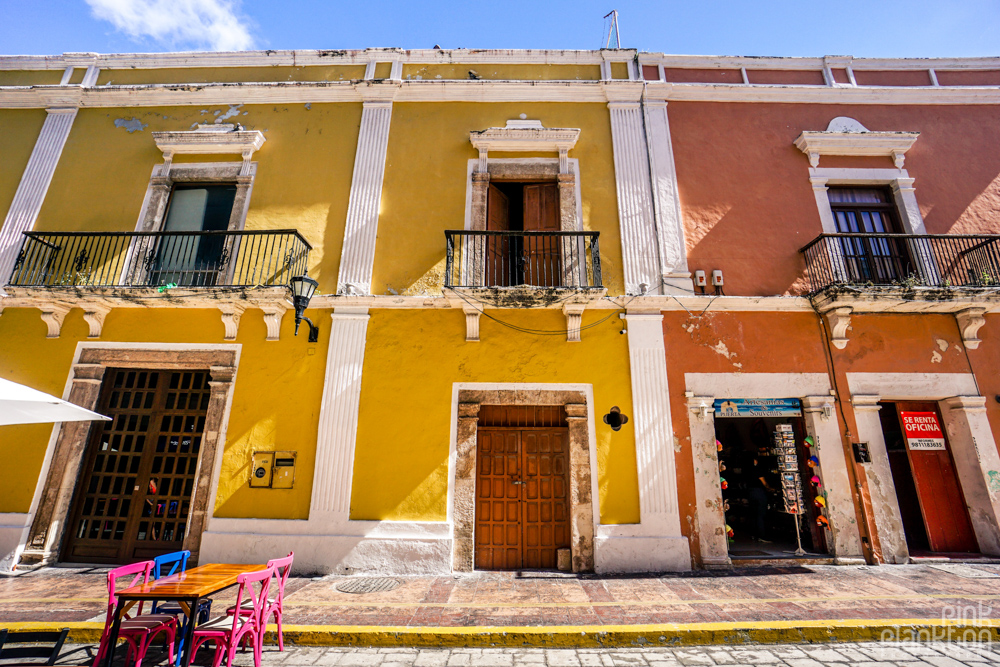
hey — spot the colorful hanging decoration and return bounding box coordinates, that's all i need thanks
[807,455,819,468]
[814,496,826,508]
[810,475,821,487]
[816,515,830,528]
[716,439,723,452]
[720,477,728,490]
[726,524,734,539]
[719,462,726,471]
[803,436,814,448]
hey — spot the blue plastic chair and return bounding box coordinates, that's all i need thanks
[151,550,212,666]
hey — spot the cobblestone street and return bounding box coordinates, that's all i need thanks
[53,642,1000,667]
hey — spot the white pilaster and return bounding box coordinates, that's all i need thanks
[608,102,661,295]
[801,395,864,560]
[336,98,395,295]
[642,100,690,292]
[851,394,909,564]
[940,396,1000,555]
[0,108,78,287]
[309,307,371,525]
[595,311,690,572]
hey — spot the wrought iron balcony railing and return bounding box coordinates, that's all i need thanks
[800,233,1000,293]
[445,230,602,289]
[8,230,311,288]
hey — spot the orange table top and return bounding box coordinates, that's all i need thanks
[117,563,268,600]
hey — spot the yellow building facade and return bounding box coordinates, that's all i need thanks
[0,49,688,574]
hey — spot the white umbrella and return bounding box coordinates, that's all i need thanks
[0,378,111,426]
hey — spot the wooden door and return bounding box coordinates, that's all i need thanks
[892,402,978,553]
[63,369,210,564]
[475,425,570,570]
[486,184,511,286]
[523,183,561,287]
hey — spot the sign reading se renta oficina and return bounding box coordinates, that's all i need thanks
[900,411,947,450]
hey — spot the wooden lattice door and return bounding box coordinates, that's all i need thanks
[63,369,210,564]
[475,406,570,570]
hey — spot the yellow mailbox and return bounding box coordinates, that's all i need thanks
[272,451,297,489]
[249,452,274,488]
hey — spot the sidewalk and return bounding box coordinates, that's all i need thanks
[3,563,1000,646]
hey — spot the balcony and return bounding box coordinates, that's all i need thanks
[9,230,310,289]
[801,233,1000,293]
[444,230,604,307]
[800,233,1000,349]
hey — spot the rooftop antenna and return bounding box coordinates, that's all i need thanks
[603,10,621,49]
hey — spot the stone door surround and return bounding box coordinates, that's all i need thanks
[19,344,239,567]
[453,388,595,573]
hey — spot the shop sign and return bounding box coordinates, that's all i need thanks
[900,411,946,450]
[714,398,802,418]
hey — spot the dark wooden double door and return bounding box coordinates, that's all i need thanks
[63,368,210,564]
[475,416,571,570]
[486,181,562,287]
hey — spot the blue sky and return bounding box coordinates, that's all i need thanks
[3,0,999,58]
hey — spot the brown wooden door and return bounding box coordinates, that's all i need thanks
[523,183,561,287]
[63,369,210,564]
[892,402,978,553]
[475,426,570,570]
[486,184,511,286]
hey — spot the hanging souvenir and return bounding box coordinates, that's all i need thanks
[719,462,726,471]
[726,524,734,539]
[810,475,821,487]
[814,496,826,508]
[807,455,819,468]
[723,500,730,511]
[803,436,814,448]
[716,439,723,452]
[720,477,728,490]
[816,515,830,528]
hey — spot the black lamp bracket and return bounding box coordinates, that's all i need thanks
[294,314,319,343]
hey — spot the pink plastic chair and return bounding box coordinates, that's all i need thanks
[226,552,294,651]
[189,566,273,667]
[93,561,177,667]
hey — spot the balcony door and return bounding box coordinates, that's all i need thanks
[485,181,560,287]
[829,187,913,284]
[152,184,237,286]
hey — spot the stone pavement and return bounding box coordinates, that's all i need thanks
[47,642,1000,667]
[3,563,1000,627]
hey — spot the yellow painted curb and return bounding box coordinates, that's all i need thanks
[3,619,998,648]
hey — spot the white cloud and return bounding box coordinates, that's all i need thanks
[85,0,254,51]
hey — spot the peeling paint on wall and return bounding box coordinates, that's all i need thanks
[214,104,245,123]
[931,350,943,363]
[113,117,147,133]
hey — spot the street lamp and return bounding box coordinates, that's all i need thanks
[289,275,319,342]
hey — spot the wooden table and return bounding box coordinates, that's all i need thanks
[103,563,266,667]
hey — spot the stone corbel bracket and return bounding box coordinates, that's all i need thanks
[153,125,266,175]
[794,117,919,169]
[462,304,481,342]
[260,303,289,342]
[218,303,247,341]
[563,303,586,342]
[956,307,987,349]
[821,306,853,349]
[82,305,112,339]
[40,306,71,338]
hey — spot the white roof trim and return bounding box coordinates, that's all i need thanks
[153,124,265,158]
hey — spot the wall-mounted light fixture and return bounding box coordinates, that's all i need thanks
[289,275,319,342]
[603,406,629,431]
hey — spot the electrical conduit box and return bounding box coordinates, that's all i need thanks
[249,451,297,488]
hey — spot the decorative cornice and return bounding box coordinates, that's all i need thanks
[2,79,1000,109]
[153,124,265,174]
[794,117,919,168]
[470,120,580,154]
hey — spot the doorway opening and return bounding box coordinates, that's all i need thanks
[714,403,829,560]
[475,405,571,571]
[878,401,978,556]
[62,368,210,564]
[486,180,561,287]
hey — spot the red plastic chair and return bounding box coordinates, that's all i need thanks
[93,561,177,667]
[189,566,273,667]
[226,552,294,651]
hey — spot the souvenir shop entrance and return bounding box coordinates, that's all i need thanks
[713,399,829,560]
